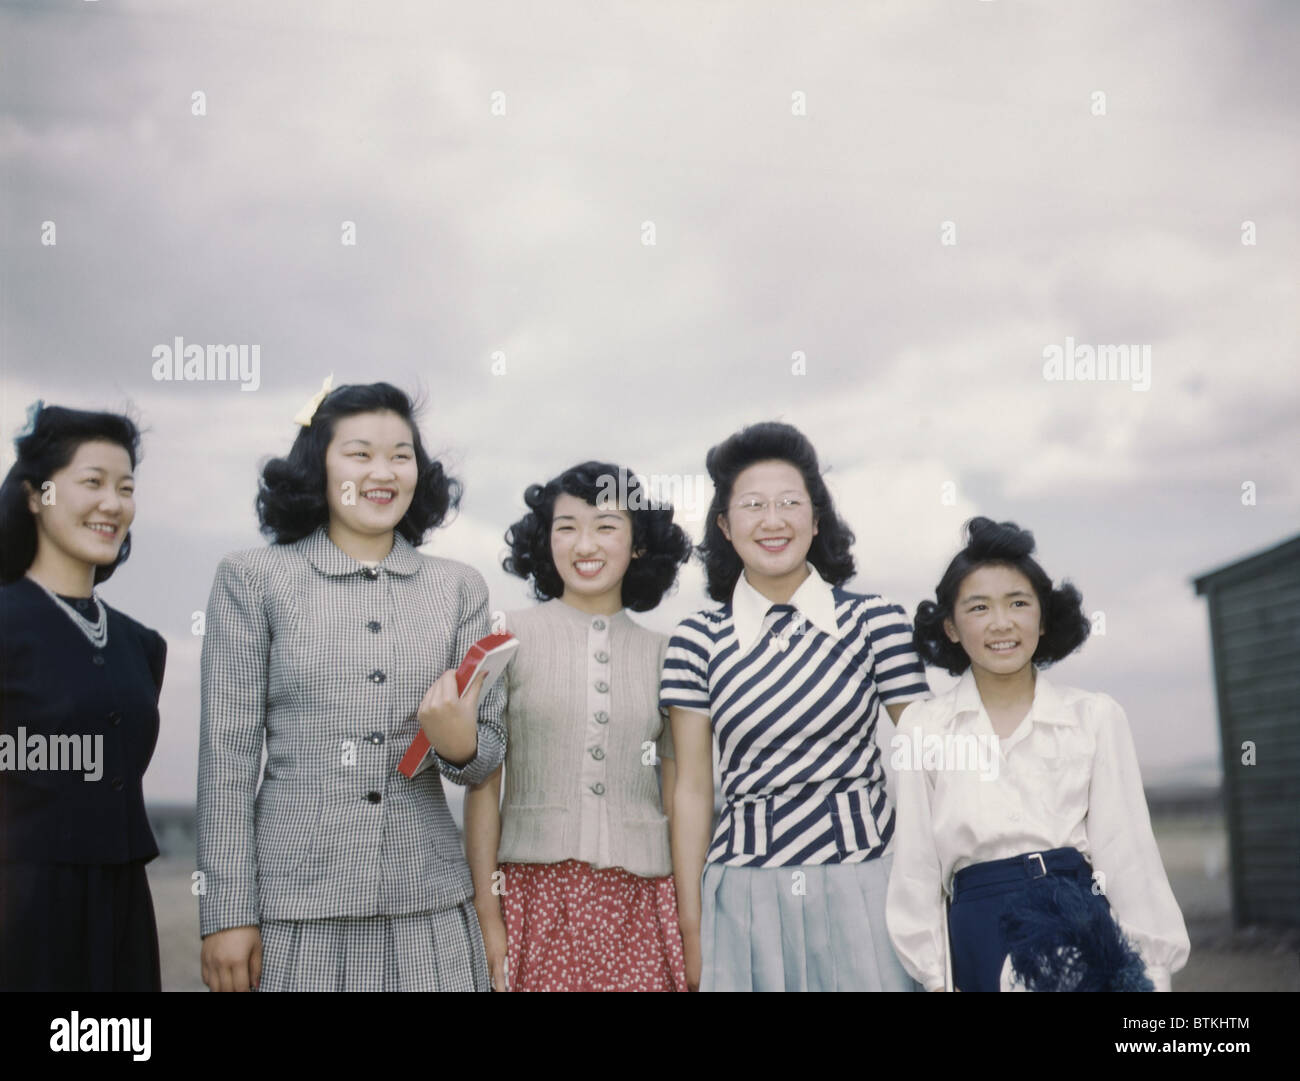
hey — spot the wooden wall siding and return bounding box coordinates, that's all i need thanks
[1198,540,1300,928]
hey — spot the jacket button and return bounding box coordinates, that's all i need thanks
[368,670,386,684]
[594,650,609,663]
[594,680,608,694]
[590,782,606,796]
[367,621,381,633]
[366,731,385,745]
[111,777,124,791]
[364,567,380,579]
[108,710,122,726]
[594,711,609,724]
[590,747,605,761]
[592,619,606,631]
[92,653,106,666]
[365,791,382,804]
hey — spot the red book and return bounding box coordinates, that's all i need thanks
[398,632,518,778]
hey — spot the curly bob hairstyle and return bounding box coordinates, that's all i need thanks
[697,421,855,602]
[256,382,461,545]
[0,402,143,585]
[503,461,692,612]
[913,516,1090,675]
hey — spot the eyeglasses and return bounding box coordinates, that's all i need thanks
[730,497,807,517]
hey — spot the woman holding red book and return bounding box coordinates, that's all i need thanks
[464,462,692,991]
[197,379,505,991]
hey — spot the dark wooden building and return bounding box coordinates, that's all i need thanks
[1193,533,1300,927]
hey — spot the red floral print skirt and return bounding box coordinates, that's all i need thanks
[501,860,687,992]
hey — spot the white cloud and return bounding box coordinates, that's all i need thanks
[4,0,1296,796]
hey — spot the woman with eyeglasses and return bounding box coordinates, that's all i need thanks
[661,422,928,991]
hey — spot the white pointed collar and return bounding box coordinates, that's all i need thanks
[946,667,1074,730]
[731,563,842,656]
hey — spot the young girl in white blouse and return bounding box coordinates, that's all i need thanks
[886,517,1189,992]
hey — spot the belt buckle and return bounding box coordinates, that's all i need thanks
[1026,852,1047,879]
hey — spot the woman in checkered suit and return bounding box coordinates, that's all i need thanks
[197,381,506,992]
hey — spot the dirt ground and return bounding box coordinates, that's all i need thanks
[1148,813,1298,992]
[149,810,1298,992]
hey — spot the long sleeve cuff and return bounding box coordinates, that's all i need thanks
[1147,964,1172,993]
[433,722,505,787]
[198,878,260,938]
[434,738,483,785]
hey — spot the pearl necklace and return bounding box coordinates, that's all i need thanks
[29,576,108,649]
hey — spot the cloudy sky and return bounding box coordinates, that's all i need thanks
[3,0,1297,803]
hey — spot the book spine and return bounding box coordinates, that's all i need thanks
[397,733,432,778]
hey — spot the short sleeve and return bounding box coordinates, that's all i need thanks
[659,617,712,716]
[863,598,929,705]
[654,638,676,760]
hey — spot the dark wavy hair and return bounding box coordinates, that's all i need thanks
[698,421,855,602]
[913,516,1090,675]
[0,402,143,585]
[256,382,461,545]
[503,461,692,612]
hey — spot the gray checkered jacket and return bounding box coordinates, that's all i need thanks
[197,525,506,936]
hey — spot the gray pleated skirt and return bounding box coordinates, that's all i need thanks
[258,901,490,992]
[700,853,919,992]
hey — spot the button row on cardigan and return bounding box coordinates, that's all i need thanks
[594,650,609,663]
[594,711,609,724]
[590,782,606,795]
[592,618,606,630]
[594,680,608,693]
[590,746,605,761]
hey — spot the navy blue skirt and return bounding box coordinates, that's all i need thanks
[0,861,161,991]
[947,848,1152,992]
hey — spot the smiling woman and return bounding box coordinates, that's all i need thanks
[888,517,1190,992]
[662,421,929,992]
[0,403,167,991]
[464,461,693,991]
[196,381,505,992]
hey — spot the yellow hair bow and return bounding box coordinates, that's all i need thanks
[293,373,334,427]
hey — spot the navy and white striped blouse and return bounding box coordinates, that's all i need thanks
[660,575,928,868]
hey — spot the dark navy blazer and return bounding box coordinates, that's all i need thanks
[0,576,165,865]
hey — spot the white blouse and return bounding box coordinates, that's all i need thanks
[885,669,1190,992]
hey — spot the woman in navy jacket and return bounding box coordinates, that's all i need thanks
[0,403,165,991]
